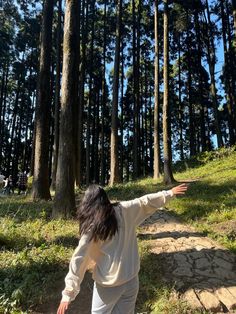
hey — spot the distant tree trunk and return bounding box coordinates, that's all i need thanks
[132,0,139,179]
[0,62,9,167]
[76,0,87,186]
[120,41,124,182]
[186,9,195,156]
[7,79,20,174]
[204,0,223,148]
[220,0,235,144]
[144,60,148,175]
[178,34,184,160]
[32,0,54,200]
[101,0,107,186]
[149,83,154,173]
[86,0,95,186]
[94,91,100,183]
[110,0,122,186]
[225,0,236,131]
[154,0,161,179]
[195,11,207,152]
[163,0,175,185]
[53,0,80,218]
[51,0,62,190]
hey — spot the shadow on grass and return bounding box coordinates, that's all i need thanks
[137,230,205,240]
[138,242,236,313]
[0,196,53,222]
[34,272,93,314]
[1,251,93,314]
[0,235,79,252]
[0,258,67,312]
[171,179,236,221]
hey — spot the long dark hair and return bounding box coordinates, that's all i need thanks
[77,185,118,242]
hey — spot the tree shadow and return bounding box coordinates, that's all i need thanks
[137,231,236,313]
[34,272,93,314]
[170,179,236,221]
[0,235,79,252]
[0,197,53,222]
[137,230,205,240]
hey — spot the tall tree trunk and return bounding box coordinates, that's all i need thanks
[220,0,235,144]
[0,62,9,167]
[204,0,223,147]
[154,0,161,179]
[163,0,175,185]
[7,79,20,174]
[86,0,95,186]
[53,0,80,218]
[76,0,87,186]
[132,0,139,179]
[149,83,154,173]
[226,0,236,131]
[100,0,107,186]
[110,0,122,186]
[186,9,195,156]
[51,0,62,190]
[32,0,54,200]
[178,34,184,160]
[195,11,207,152]
[120,40,124,182]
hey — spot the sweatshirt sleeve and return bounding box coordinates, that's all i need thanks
[61,233,92,302]
[120,190,174,226]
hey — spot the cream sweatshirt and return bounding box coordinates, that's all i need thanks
[61,189,174,302]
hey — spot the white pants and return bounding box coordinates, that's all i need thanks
[91,276,139,314]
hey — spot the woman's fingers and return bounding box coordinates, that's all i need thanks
[172,183,189,195]
[57,302,69,314]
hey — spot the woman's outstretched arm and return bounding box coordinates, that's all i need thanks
[120,183,189,225]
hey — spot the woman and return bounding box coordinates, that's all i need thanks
[57,183,188,314]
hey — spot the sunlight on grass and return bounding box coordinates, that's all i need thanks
[0,148,235,312]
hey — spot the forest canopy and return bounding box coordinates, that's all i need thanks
[0,0,236,215]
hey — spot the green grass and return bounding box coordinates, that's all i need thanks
[108,149,236,253]
[0,197,79,313]
[0,147,235,313]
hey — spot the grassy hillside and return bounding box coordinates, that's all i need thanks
[108,146,236,252]
[0,147,235,313]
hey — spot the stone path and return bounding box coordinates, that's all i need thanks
[140,209,236,313]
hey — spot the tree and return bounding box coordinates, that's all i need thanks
[110,0,122,186]
[203,0,223,148]
[53,0,80,218]
[163,0,175,185]
[31,0,54,200]
[51,0,62,190]
[154,0,161,179]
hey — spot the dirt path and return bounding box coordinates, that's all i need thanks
[33,209,236,314]
[141,209,236,313]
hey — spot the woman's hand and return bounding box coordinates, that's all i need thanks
[171,183,189,195]
[57,301,70,314]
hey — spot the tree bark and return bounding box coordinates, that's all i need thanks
[51,0,62,190]
[204,0,223,148]
[178,34,184,160]
[220,0,235,144]
[132,0,139,180]
[53,0,80,218]
[110,0,122,186]
[163,0,175,185]
[154,0,161,179]
[32,0,54,200]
